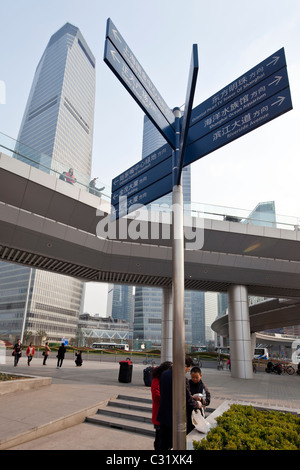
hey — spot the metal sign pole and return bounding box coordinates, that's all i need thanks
[172,107,186,450]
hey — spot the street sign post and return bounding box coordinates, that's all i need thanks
[104,20,293,450]
[111,50,291,220]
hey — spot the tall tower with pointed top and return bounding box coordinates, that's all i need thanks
[0,23,96,342]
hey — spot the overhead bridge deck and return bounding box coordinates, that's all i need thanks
[1,151,300,299]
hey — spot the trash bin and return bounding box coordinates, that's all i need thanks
[118,359,133,383]
[143,366,154,386]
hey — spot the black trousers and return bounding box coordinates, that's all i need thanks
[158,424,172,450]
[14,353,21,366]
[57,357,64,367]
[43,354,48,365]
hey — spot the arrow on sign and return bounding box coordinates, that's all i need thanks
[268,76,282,87]
[267,55,280,67]
[112,28,122,43]
[110,49,120,63]
[271,95,286,106]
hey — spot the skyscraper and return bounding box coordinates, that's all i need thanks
[108,284,134,328]
[0,23,95,342]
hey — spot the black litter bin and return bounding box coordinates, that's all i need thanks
[143,366,154,386]
[118,360,133,383]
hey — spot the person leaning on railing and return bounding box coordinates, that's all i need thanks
[89,177,105,195]
[64,168,76,184]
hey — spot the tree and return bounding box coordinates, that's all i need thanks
[36,330,47,345]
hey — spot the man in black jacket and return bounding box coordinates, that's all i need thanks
[56,342,66,368]
[13,339,22,367]
[156,356,201,450]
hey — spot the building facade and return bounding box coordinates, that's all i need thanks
[0,23,95,343]
[107,284,134,329]
[77,314,130,348]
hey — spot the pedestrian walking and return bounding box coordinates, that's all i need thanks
[26,342,35,366]
[42,342,51,365]
[13,339,22,367]
[57,342,66,368]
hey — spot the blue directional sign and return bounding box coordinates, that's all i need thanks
[104,19,176,149]
[111,142,173,219]
[189,47,287,128]
[184,86,292,167]
[112,142,172,190]
[106,18,175,127]
[110,45,292,220]
[183,47,292,167]
[187,67,290,146]
[112,172,173,220]
[112,154,172,205]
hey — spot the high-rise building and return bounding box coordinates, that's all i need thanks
[107,284,134,329]
[0,23,95,343]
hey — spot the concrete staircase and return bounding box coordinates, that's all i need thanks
[85,394,155,437]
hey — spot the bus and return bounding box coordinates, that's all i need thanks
[91,342,129,351]
[254,347,269,360]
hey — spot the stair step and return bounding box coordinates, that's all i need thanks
[108,399,152,413]
[85,414,155,437]
[96,406,152,424]
[117,394,153,404]
[85,394,155,438]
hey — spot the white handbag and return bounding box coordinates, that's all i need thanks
[191,408,211,433]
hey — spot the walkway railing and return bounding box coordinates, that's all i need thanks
[188,201,300,231]
[1,131,300,230]
[0,131,111,201]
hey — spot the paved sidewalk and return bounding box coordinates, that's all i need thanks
[0,358,299,450]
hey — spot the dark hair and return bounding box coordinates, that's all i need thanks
[151,361,172,378]
[185,356,194,368]
[190,366,202,375]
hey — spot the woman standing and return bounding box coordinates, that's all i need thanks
[151,361,172,450]
[42,342,50,365]
[26,342,35,366]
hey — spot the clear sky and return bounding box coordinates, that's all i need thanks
[1,0,300,314]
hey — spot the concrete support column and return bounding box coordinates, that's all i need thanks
[161,287,173,362]
[228,285,253,379]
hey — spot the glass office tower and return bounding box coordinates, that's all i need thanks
[0,23,95,342]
